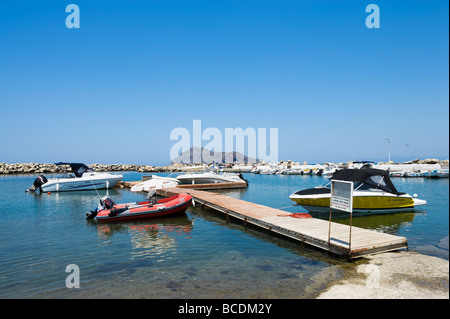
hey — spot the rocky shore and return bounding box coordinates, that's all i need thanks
[0,162,179,175]
[317,251,449,299]
[0,159,448,175]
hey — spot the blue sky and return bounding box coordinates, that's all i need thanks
[0,0,448,165]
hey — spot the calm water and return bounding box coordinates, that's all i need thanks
[0,172,448,298]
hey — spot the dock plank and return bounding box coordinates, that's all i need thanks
[158,187,408,259]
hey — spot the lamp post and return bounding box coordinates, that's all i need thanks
[385,138,390,163]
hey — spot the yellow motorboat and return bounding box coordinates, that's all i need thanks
[289,168,427,214]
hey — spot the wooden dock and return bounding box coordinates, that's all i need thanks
[157,187,408,259]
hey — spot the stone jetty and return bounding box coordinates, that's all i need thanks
[0,162,208,175]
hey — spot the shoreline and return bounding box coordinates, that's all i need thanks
[316,251,449,299]
[0,159,448,175]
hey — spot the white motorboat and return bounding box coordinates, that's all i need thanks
[316,167,337,177]
[423,169,449,178]
[26,162,123,192]
[389,171,406,177]
[131,176,179,192]
[176,171,248,185]
[404,170,425,177]
[256,165,278,174]
[289,168,427,214]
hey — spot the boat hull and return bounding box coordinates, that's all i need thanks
[41,176,122,192]
[131,179,178,192]
[96,193,192,222]
[423,170,449,178]
[176,173,245,185]
[290,192,416,214]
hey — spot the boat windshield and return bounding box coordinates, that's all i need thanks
[326,168,404,195]
[320,180,332,188]
[320,180,388,192]
[54,162,95,178]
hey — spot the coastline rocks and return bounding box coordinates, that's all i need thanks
[317,251,449,299]
[0,162,200,175]
[0,163,68,175]
[1,159,449,175]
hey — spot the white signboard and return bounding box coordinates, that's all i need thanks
[330,180,353,213]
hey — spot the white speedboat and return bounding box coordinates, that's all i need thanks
[389,171,406,177]
[26,162,123,192]
[289,168,427,214]
[176,171,248,185]
[316,167,337,177]
[423,169,449,178]
[131,176,179,192]
[404,170,425,177]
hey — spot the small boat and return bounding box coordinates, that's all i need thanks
[131,176,178,192]
[26,162,123,192]
[423,169,449,178]
[317,167,337,177]
[404,170,425,177]
[436,169,449,178]
[258,166,278,174]
[86,192,192,222]
[389,171,406,177]
[176,171,248,185]
[289,168,427,214]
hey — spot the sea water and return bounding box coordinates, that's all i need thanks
[0,172,447,298]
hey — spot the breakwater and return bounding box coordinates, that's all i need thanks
[0,159,448,175]
[0,163,166,175]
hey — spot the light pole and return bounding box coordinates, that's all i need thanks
[385,138,390,163]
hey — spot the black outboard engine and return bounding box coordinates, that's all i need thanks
[238,173,248,185]
[26,175,48,193]
[86,196,115,220]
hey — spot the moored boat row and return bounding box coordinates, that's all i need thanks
[24,161,430,225]
[389,169,449,178]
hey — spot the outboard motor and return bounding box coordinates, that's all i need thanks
[237,173,248,185]
[146,189,158,205]
[86,196,115,220]
[99,196,115,210]
[26,175,48,193]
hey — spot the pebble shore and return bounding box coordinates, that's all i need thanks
[317,251,449,299]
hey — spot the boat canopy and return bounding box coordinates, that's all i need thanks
[331,168,404,195]
[54,162,94,178]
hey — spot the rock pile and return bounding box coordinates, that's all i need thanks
[0,163,67,175]
[0,162,205,175]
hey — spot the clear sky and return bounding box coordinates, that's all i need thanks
[0,0,448,165]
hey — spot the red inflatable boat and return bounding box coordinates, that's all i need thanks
[86,193,192,222]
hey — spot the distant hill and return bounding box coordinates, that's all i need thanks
[171,147,260,164]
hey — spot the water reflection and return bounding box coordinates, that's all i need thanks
[333,211,419,234]
[92,214,194,260]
